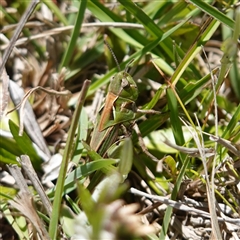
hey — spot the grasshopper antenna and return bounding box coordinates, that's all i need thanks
[124,58,135,73]
[104,35,121,72]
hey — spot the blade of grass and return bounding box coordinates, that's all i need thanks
[134,113,170,143]
[0,5,16,23]
[0,135,23,157]
[159,89,190,238]
[88,0,189,65]
[142,1,168,20]
[47,159,118,199]
[201,9,239,125]
[0,148,18,164]
[157,1,199,26]
[166,89,185,146]
[229,60,240,100]
[66,40,104,79]
[8,120,42,169]
[179,68,219,104]
[60,0,87,69]
[118,0,174,58]
[0,0,40,77]
[159,153,188,239]
[48,80,91,239]
[118,0,204,79]
[118,138,133,182]
[87,1,142,48]
[71,108,89,165]
[1,203,29,240]
[189,0,235,29]
[171,18,220,86]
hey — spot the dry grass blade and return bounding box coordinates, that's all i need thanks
[7,164,50,240]
[0,67,9,120]
[7,85,71,136]
[129,187,240,226]
[19,155,52,217]
[0,23,144,50]
[208,134,240,157]
[162,135,215,157]
[0,0,40,76]
[8,80,51,157]
[181,117,223,240]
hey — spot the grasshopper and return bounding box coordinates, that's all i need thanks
[89,38,161,157]
[89,68,162,160]
[90,70,139,156]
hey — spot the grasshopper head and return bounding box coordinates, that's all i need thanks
[109,71,138,101]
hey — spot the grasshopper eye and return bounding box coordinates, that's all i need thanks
[121,78,129,88]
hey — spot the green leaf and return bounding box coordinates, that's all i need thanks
[0,148,18,165]
[60,205,75,237]
[0,135,22,157]
[164,155,177,176]
[142,86,165,110]
[47,159,118,198]
[118,138,133,181]
[171,19,220,86]
[77,183,95,223]
[0,186,17,200]
[8,120,41,168]
[167,89,184,146]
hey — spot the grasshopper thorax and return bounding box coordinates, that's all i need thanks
[109,71,138,101]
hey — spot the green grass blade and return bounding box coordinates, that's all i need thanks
[8,120,42,168]
[171,18,220,86]
[0,136,23,158]
[87,1,142,48]
[47,159,118,198]
[179,68,218,105]
[118,138,133,181]
[159,153,188,239]
[189,0,235,29]
[60,0,87,69]
[166,89,184,146]
[1,203,29,240]
[48,80,90,239]
[0,148,18,164]
[229,60,240,100]
[118,0,174,59]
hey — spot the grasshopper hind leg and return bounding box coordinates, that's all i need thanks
[132,124,168,173]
